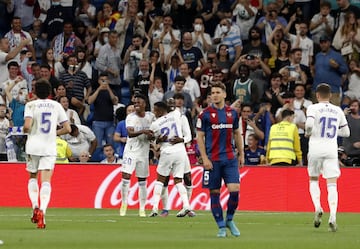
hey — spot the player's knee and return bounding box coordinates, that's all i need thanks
[157,174,167,183]
[310,176,319,181]
[174,178,182,184]
[183,173,192,186]
[29,172,38,178]
[137,177,146,182]
[227,183,240,192]
[122,172,131,180]
[210,189,221,194]
[163,175,170,187]
[326,177,338,184]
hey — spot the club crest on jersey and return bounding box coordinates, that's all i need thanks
[227,112,232,117]
[211,113,216,118]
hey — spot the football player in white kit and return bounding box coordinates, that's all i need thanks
[120,93,155,217]
[159,96,194,217]
[305,83,350,232]
[24,79,71,229]
[148,101,194,217]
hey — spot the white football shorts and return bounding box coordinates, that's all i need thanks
[157,151,186,178]
[121,154,149,178]
[26,155,56,173]
[307,156,341,179]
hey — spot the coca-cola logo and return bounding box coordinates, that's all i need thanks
[94,166,249,210]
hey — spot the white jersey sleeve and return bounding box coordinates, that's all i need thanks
[149,120,160,138]
[172,108,192,143]
[338,111,350,137]
[25,99,68,156]
[181,115,192,143]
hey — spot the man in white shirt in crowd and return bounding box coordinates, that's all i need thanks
[5,16,35,62]
[58,96,81,125]
[62,124,97,161]
[178,63,200,104]
[0,37,31,84]
[100,144,120,164]
[287,20,314,67]
[1,61,28,105]
[152,15,181,59]
[213,18,242,62]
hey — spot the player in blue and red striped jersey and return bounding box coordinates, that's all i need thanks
[196,81,244,238]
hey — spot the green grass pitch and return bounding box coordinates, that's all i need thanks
[0,208,359,249]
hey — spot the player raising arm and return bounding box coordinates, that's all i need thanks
[23,79,71,229]
[305,83,350,232]
[196,81,244,238]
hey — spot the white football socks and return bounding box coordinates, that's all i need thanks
[161,186,168,210]
[138,181,147,211]
[152,181,164,212]
[309,180,321,212]
[121,179,130,205]
[185,185,192,202]
[39,182,51,214]
[327,183,338,223]
[176,182,190,210]
[28,178,39,209]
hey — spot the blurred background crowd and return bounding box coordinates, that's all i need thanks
[0,0,359,166]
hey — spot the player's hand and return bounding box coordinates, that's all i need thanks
[142,129,154,137]
[237,154,244,168]
[169,136,183,145]
[156,134,167,143]
[147,133,155,141]
[202,157,213,170]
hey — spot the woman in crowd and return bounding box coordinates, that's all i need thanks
[332,11,360,62]
[75,46,92,80]
[41,48,56,76]
[216,44,231,73]
[344,59,360,102]
[267,25,287,70]
[272,38,291,73]
[53,83,67,102]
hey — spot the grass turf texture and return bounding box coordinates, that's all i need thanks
[0,208,359,249]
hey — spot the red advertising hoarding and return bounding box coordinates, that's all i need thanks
[1,163,359,212]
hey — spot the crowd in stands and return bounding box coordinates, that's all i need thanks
[0,0,360,166]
